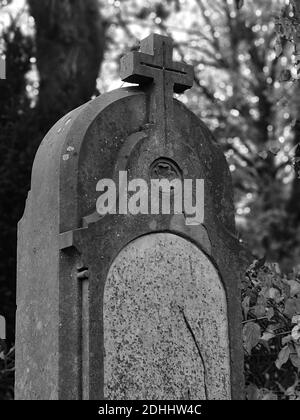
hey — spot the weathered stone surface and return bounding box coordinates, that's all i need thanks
[120,34,193,145]
[104,233,230,400]
[15,33,250,400]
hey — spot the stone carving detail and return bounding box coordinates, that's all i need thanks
[150,158,182,181]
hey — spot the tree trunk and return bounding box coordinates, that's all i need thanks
[28,0,105,134]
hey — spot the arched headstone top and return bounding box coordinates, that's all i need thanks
[26,88,235,239]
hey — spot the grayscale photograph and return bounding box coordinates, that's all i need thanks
[0,0,299,406]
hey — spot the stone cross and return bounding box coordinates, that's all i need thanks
[121,34,194,147]
[15,33,250,400]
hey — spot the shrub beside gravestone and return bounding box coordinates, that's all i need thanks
[243,261,300,400]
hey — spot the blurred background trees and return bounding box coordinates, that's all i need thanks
[0,0,105,399]
[0,0,299,399]
[101,0,300,268]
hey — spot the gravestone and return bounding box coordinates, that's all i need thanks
[15,33,250,400]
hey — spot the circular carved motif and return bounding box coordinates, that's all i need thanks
[150,158,182,181]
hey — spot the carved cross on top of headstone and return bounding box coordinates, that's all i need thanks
[120,33,194,145]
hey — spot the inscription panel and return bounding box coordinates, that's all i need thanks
[104,233,231,400]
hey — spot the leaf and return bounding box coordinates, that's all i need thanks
[254,304,266,317]
[292,315,300,325]
[285,384,298,398]
[275,345,290,369]
[262,391,277,400]
[290,354,300,369]
[282,334,292,346]
[266,307,274,320]
[289,280,300,297]
[292,325,300,342]
[243,322,261,354]
[269,287,282,303]
[261,331,275,341]
[246,383,260,400]
[242,296,250,319]
[284,298,300,318]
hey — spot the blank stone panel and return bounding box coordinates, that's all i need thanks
[104,233,231,400]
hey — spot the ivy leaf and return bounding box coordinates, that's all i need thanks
[292,315,300,325]
[282,334,292,346]
[269,287,282,303]
[284,298,300,318]
[261,331,275,341]
[289,280,300,297]
[285,384,298,398]
[275,345,290,369]
[292,325,300,342]
[246,383,260,400]
[290,354,300,369]
[243,322,261,354]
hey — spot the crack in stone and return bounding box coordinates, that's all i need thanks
[178,305,209,400]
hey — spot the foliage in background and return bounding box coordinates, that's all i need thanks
[0,342,14,400]
[28,0,105,133]
[0,13,34,374]
[0,0,106,400]
[243,260,300,400]
[100,0,299,270]
[241,1,300,399]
